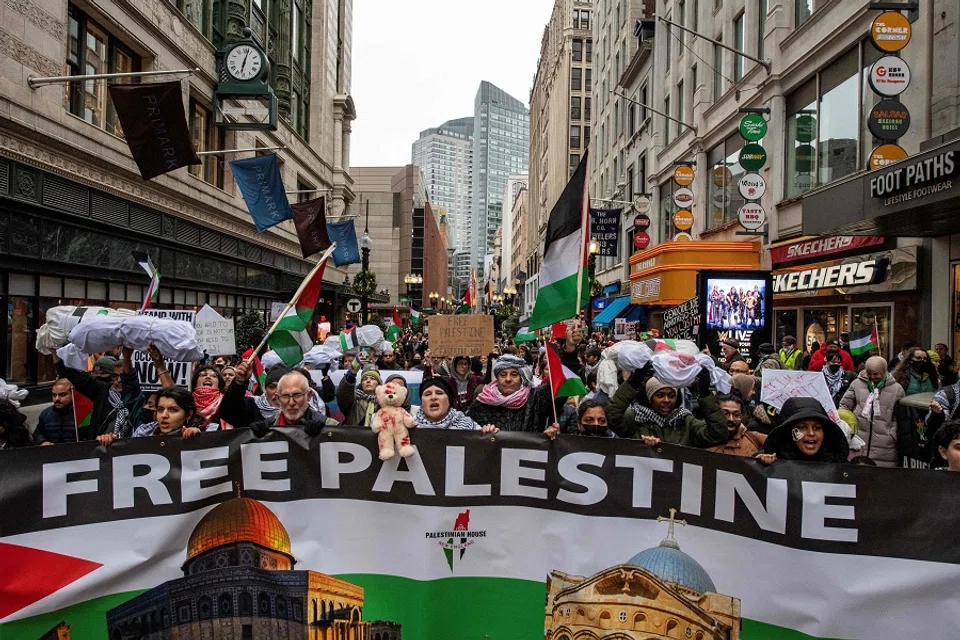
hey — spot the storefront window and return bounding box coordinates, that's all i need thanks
[802,307,848,350]
[851,306,891,360]
[38,300,61,384]
[785,79,817,199]
[817,49,859,188]
[7,297,33,385]
[775,309,798,344]
[707,132,746,229]
[659,181,678,243]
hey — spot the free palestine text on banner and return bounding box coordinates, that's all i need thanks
[1,430,958,639]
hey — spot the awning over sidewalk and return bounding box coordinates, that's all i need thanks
[592,295,631,327]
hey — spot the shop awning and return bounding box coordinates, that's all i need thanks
[620,303,647,324]
[592,295,631,327]
[602,282,622,295]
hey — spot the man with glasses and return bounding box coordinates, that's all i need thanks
[250,371,328,437]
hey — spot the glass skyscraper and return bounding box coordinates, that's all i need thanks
[471,81,530,271]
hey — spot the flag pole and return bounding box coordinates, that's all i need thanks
[245,243,336,365]
[547,344,560,426]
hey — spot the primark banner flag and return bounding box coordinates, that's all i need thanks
[290,196,332,258]
[326,219,361,266]
[1,430,958,639]
[230,154,293,232]
[589,207,622,256]
[109,81,202,180]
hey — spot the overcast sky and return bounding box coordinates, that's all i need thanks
[349,0,553,167]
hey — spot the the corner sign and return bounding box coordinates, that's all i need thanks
[869,149,956,203]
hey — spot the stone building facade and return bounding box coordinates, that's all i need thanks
[0,0,356,394]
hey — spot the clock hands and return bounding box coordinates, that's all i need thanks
[241,50,251,77]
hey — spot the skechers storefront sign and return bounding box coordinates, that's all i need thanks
[774,259,888,293]
[869,150,956,205]
[773,247,918,298]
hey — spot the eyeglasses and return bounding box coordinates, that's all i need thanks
[278,392,307,403]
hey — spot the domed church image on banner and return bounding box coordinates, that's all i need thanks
[545,510,741,640]
[106,493,397,639]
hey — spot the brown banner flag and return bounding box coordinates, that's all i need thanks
[109,81,201,180]
[291,196,332,258]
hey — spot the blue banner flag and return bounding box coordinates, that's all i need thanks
[589,207,622,257]
[229,154,292,232]
[326,219,360,266]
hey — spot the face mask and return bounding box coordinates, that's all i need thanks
[912,361,927,372]
[828,363,841,372]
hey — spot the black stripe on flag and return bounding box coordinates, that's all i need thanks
[543,148,588,258]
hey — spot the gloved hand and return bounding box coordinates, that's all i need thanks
[696,368,712,397]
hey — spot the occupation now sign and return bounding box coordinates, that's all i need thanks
[738,202,766,230]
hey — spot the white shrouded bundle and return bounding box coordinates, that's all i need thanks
[36,306,136,354]
[0,378,28,407]
[301,345,339,368]
[322,335,344,354]
[597,340,732,396]
[355,324,383,348]
[68,316,203,362]
[260,350,284,371]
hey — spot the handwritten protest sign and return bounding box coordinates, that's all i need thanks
[134,309,194,391]
[194,304,236,356]
[760,369,839,422]
[428,315,494,356]
[663,296,700,340]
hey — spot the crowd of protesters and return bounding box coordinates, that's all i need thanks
[1,317,959,473]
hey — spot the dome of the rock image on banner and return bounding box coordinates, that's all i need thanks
[105,496,400,639]
[544,510,741,640]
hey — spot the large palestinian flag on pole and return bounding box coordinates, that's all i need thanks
[268,246,335,366]
[1,430,958,640]
[529,150,590,330]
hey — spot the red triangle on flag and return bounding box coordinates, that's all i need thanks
[551,322,568,340]
[0,542,102,619]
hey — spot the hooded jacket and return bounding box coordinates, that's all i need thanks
[763,397,850,463]
[608,378,727,447]
[839,372,904,467]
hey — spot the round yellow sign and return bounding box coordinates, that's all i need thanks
[673,232,693,243]
[673,165,695,186]
[673,209,694,230]
[868,143,908,170]
[712,166,733,187]
[871,11,911,53]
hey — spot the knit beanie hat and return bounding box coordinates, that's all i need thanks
[264,365,291,389]
[420,376,456,405]
[360,366,382,384]
[93,356,119,374]
[645,377,676,402]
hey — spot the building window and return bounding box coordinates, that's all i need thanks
[785,45,878,198]
[585,97,592,122]
[570,125,581,149]
[189,99,225,188]
[572,67,582,91]
[628,104,635,136]
[198,596,213,621]
[585,68,592,92]
[571,96,582,120]
[713,37,724,100]
[585,38,593,62]
[758,0,768,60]
[613,102,619,139]
[170,0,209,35]
[691,64,698,96]
[573,39,583,62]
[584,125,591,147]
[65,4,141,137]
[664,14,672,71]
[663,96,671,145]
[691,0,699,32]
[569,153,580,176]
[733,13,745,81]
[660,181,678,243]
[707,132,747,229]
[677,80,685,126]
[797,0,813,26]
[640,84,648,121]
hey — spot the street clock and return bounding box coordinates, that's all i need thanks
[214,28,277,131]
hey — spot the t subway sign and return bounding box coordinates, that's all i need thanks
[869,150,956,200]
[773,258,889,294]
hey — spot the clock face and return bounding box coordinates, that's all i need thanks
[226,45,263,81]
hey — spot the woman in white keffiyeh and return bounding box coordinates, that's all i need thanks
[839,356,905,467]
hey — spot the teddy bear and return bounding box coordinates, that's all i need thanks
[371,381,416,460]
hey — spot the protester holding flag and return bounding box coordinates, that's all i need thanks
[414,377,498,432]
[0,400,31,449]
[838,356,904,467]
[892,347,940,395]
[758,397,850,465]
[33,379,76,445]
[221,361,292,428]
[250,372,330,436]
[466,354,560,434]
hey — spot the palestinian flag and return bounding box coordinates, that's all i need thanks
[71,390,94,439]
[241,348,266,392]
[529,151,590,330]
[546,343,588,398]
[268,247,335,367]
[850,324,880,356]
[410,309,422,325]
[551,322,569,341]
[514,327,538,344]
[339,328,359,352]
[386,310,402,342]
[131,251,160,312]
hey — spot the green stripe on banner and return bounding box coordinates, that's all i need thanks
[0,580,841,640]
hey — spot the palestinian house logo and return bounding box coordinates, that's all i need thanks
[426,509,487,572]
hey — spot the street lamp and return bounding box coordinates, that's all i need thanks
[404,273,423,308]
[429,291,439,307]
[360,230,373,324]
[587,239,600,327]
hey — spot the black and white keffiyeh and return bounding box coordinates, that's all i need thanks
[631,402,691,430]
[413,408,480,430]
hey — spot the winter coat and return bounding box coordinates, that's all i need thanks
[905,371,936,396]
[220,381,268,429]
[723,352,747,372]
[608,380,727,447]
[807,344,855,372]
[823,369,858,407]
[424,365,484,411]
[55,362,139,438]
[840,372,905,467]
[755,354,784,372]
[746,404,779,435]
[466,384,558,433]
[336,372,379,427]
[779,348,802,370]
[250,407,329,438]
[707,425,767,457]
[33,405,77,444]
[763,398,850,463]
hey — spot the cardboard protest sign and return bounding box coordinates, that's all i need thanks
[663,296,700,340]
[194,304,236,356]
[134,309,194,391]
[428,315,494,356]
[760,369,840,422]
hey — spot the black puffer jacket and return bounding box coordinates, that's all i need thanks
[763,398,849,463]
[466,383,559,432]
[250,407,328,438]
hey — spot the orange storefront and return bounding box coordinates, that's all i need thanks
[629,241,761,330]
